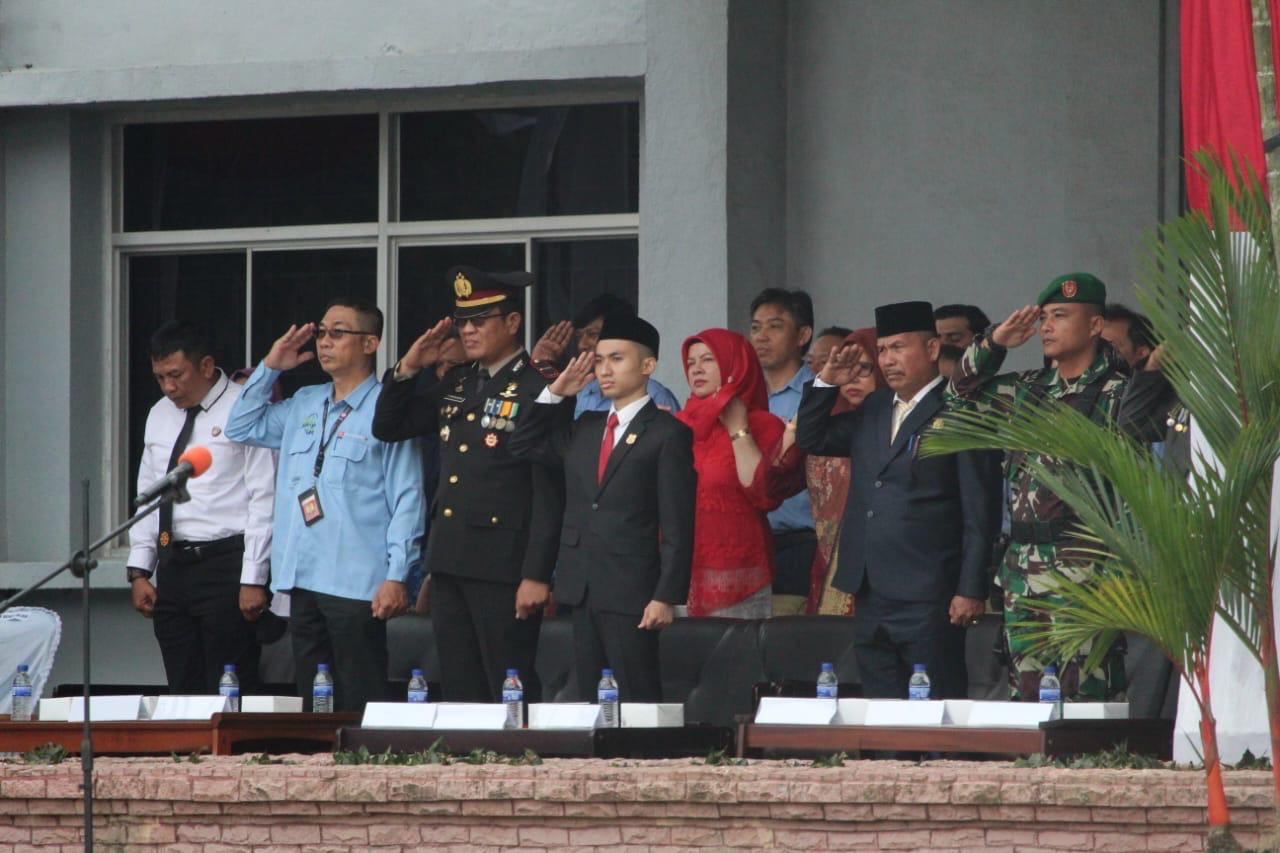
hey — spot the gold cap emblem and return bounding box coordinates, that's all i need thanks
[454,273,473,299]
[1061,280,1078,298]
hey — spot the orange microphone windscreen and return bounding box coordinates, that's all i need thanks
[178,445,214,477]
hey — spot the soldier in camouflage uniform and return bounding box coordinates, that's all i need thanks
[946,273,1132,702]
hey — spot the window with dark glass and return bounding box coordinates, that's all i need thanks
[123,115,378,231]
[533,237,639,338]
[126,252,247,492]
[250,248,378,399]
[399,103,639,222]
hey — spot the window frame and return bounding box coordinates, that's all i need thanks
[105,96,640,548]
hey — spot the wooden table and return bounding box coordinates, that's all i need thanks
[338,724,734,759]
[735,718,1174,760]
[0,712,359,756]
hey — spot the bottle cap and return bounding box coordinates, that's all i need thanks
[224,664,235,673]
[602,668,614,677]
[17,664,28,673]
[318,664,330,672]
[1044,665,1057,675]
[820,662,833,671]
[506,668,519,677]
[411,668,424,677]
[913,663,926,672]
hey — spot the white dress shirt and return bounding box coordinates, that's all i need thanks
[127,371,277,585]
[535,388,651,448]
[889,374,945,443]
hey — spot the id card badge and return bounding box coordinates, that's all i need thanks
[298,487,324,526]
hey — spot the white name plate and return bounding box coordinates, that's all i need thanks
[151,695,230,721]
[965,700,1055,728]
[1062,702,1129,720]
[529,703,601,730]
[432,703,509,730]
[241,695,303,714]
[754,697,838,725]
[361,702,437,729]
[863,700,947,727]
[621,702,684,728]
[37,697,71,722]
[68,695,144,722]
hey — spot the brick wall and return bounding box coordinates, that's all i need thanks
[0,756,1274,851]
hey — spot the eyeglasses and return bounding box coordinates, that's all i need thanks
[453,311,504,329]
[315,327,377,340]
[850,362,876,378]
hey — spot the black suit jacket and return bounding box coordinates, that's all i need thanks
[795,380,1000,604]
[508,397,696,615]
[371,352,563,586]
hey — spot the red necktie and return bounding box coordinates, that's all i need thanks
[597,412,620,484]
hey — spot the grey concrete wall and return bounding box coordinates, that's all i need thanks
[641,0,731,393]
[0,0,646,106]
[786,0,1173,367]
[726,0,789,333]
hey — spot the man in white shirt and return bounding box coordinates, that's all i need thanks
[127,321,276,696]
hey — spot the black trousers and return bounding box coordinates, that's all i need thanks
[852,585,967,700]
[772,529,817,597]
[153,549,259,696]
[429,573,542,703]
[572,595,662,703]
[289,587,388,713]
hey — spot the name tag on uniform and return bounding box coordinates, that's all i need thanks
[298,487,324,526]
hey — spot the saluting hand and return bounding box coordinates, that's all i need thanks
[990,305,1040,349]
[548,351,595,397]
[263,323,317,372]
[819,342,865,387]
[532,320,574,363]
[397,317,455,378]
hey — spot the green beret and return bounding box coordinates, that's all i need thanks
[1037,273,1106,307]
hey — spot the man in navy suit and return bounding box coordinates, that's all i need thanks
[796,301,1000,699]
[509,315,696,701]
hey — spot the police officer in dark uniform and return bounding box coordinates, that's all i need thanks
[372,266,562,702]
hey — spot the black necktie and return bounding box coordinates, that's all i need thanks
[158,406,200,554]
[476,367,490,393]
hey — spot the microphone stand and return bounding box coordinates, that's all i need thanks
[0,478,190,853]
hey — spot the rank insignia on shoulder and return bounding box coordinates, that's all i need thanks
[484,432,499,448]
[625,433,638,445]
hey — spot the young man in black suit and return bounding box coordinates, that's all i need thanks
[509,315,695,701]
[795,301,1001,700]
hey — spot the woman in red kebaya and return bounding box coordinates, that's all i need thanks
[677,329,786,618]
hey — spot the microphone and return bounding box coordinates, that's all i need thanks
[133,446,213,507]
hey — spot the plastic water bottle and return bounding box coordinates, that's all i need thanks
[907,663,931,700]
[312,664,334,714]
[502,669,524,728]
[1039,665,1062,704]
[218,664,240,712]
[407,669,429,704]
[597,668,620,728]
[816,662,839,699]
[11,665,33,722]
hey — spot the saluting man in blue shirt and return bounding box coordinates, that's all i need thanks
[226,297,424,712]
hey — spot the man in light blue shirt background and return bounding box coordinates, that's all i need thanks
[750,288,817,615]
[532,294,682,420]
[226,297,424,712]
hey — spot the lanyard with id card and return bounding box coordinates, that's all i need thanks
[298,397,351,526]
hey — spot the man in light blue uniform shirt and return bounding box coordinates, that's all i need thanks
[226,297,423,712]
[750,288,817,615]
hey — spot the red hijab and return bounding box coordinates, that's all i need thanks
[677,328,777,442]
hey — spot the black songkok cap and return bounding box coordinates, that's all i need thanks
[875,301,936,337]
[598,314,660,358]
